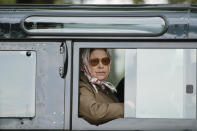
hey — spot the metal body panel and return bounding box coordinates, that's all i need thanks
[0,42,67,129]
[0,51,36,118]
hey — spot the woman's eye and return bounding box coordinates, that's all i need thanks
[90,59,99,66]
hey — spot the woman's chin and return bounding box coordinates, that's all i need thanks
[97,76,106,81]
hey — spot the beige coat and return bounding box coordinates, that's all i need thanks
[79,72,124,125]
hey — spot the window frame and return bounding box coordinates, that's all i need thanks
[20,14,168,37]
[72,41,197,130]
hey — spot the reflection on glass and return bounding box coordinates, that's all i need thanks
[107,49,125,87]
[0,51,36,117]
[24,16,166,35]
[125,49,196,119]
[124,49,137,117]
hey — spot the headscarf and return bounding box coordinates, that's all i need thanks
[81,49,117,93]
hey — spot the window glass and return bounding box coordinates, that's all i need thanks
[23,16,166,36]
[125,49,196,119]
[106,49,125,87]
[0,51,36,117]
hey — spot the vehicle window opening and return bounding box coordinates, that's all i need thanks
[77,48,196,126]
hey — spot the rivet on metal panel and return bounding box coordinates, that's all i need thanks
[21,121,24,125]
[26,51,31,57]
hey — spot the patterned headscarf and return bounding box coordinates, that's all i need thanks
[81,49,117,93]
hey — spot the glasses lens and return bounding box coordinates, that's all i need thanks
[102,57,110,65]
[90,58,99,66]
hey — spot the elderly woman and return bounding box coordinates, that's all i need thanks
[79,48,124,126]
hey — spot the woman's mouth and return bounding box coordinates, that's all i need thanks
[96,72,105,75]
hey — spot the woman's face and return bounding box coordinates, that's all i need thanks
[88,49,111,81]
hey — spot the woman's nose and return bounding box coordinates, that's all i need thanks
[98,61,104,68]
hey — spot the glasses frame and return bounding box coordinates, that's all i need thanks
[89,57,111,67]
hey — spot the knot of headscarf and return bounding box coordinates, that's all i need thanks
[81,49,117,93]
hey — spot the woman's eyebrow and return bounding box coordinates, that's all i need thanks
[90,57,109,59]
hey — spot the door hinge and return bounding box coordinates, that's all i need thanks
[59,42,68,78]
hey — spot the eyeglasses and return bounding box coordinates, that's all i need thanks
[89,57,110,67]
